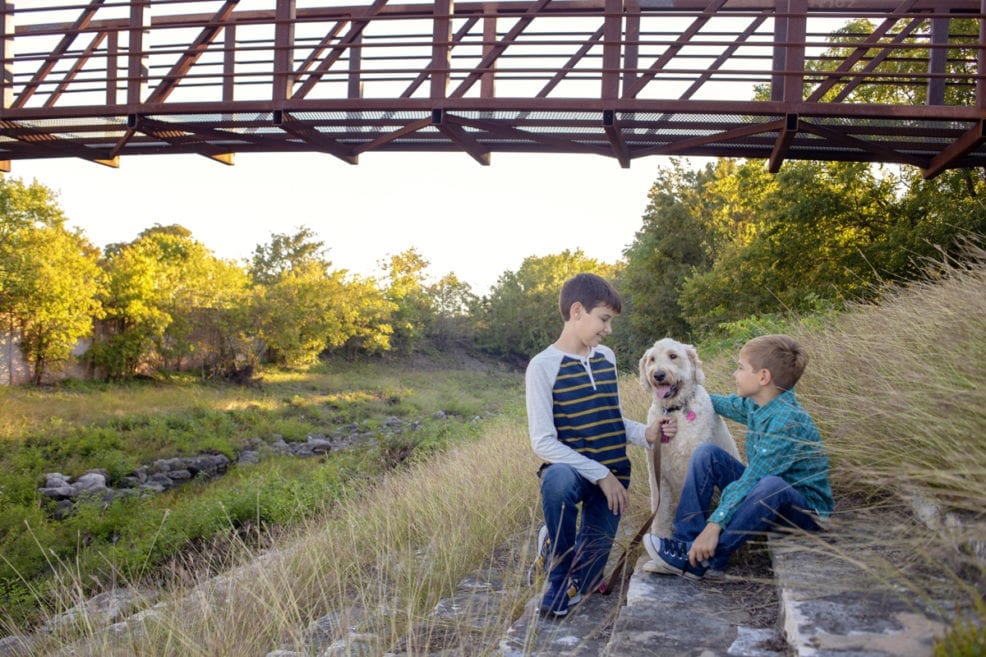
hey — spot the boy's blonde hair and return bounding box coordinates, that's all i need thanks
[741,334,807,391]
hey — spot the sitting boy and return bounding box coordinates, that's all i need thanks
[526,273,659,616]
[643,334,834,579]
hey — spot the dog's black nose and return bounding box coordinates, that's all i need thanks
[653,371,667,382]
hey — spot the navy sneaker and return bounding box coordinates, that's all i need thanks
[526,524,551,587]
[642,534,708,581]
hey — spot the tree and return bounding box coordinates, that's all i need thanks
[678,160,898,335]
[92,224,250,379]
[249,225,329,286]
[249,228,396,366]
[380,248,435,355]
[427,273,478,348]
[0,178,103,384]
[477,250,618,364]
[620,159,723,351]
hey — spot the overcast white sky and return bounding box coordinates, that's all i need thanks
[10,150,670,295]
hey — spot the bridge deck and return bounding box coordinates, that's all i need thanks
[1,0,984,177]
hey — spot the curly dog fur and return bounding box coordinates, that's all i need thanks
[638,337,740,537]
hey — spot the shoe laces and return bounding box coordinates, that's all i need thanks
[663,538,689,560]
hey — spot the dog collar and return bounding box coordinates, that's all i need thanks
[663,405,697,422]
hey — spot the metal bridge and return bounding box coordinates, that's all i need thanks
[1,0,984,178]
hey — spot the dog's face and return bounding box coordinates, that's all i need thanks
[638,338,705,406]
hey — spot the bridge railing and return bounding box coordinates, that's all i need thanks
[0,1,983,174]
[2,0,982,113]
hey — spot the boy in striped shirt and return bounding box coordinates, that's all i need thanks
[526,273,659,617]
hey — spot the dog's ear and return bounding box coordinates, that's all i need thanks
[686,344,706,385]
[638,351,650,390]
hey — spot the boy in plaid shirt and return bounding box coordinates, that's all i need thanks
[643,334,834,579]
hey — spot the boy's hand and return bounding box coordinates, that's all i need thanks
[688,522,721,566]
[645,420,663,445]
[661,416,678,441]
[597,472,629,516]
[644,417,678,445]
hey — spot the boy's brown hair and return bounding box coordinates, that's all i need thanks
[559,273,622,321]
[741,334,808,391]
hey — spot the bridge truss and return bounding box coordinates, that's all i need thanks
[1,0,984,177]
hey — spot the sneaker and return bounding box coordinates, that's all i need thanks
[642,534,707,581]
[527,524,551,586]
[537,579,571,617]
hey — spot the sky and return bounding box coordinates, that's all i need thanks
[9,150,669,295]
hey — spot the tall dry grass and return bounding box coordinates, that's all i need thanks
[695,243,986,640]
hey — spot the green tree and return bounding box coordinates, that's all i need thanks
[477,250,617,364]
[249,225,328,286]
[93,224,249,379]
[11,228,103,384]
[381,248,435,355]
[620,159,722,351]
[0,178,103,384]
[254,263,350,366]
[427,272,478,348]
[249,228,396,366]
[335,273,396,357]
[678,160,897,335]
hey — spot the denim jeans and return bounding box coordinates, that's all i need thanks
[673,443,820,569]
[539,463,621,592]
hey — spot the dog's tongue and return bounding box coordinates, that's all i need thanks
[656,384,673,399]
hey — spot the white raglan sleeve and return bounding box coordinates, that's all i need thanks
[525,350,610,484]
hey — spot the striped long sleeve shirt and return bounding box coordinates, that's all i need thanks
[526,344,648,486]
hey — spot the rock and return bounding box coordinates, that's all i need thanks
[0,634,34,657]
[71,472,108,495]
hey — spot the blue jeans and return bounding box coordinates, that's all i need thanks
[540,463,621,592]
[673,444,820,569]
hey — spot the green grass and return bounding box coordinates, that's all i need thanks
[0,353,522,629]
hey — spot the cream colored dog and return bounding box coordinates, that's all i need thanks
[638,338,740,539]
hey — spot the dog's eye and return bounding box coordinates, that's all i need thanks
[669,353,678,359]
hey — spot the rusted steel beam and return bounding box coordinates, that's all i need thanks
[44,31,107,109]
[354,115,432,153]
[433,109,491,164]
[925,119,984,177]
[633,117,786,157]
[806,3,920,103]
[431,0,452,99]
[798,119,928,167]
[400,16,478,98]
[602,109,630,167]
[623,0,729,99]
[276,111,359,163]
[0,0,982,175]
[768,112,798,172]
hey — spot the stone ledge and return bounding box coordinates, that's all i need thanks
[769,530,950,657]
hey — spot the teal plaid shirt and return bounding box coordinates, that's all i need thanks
[708,389,834,528]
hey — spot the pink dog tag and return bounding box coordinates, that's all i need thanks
[686,410,696,422]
